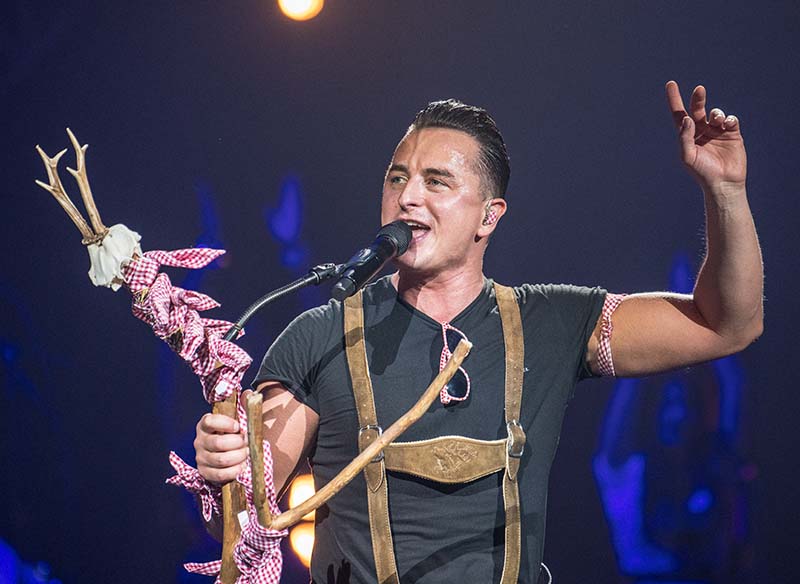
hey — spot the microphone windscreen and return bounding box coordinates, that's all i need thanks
[378,221,412,256]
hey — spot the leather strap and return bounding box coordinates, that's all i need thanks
[383,436,507,483]
[343,283,526,583]
[344,291,400,584]
[495,283,526,584]
[496,284,524,426]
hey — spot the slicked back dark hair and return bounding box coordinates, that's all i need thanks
[410,99,510,199]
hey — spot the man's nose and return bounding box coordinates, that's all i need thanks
[397,177,425,209]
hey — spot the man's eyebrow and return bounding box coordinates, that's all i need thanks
[423,167,455,179]
[386,164,455,179]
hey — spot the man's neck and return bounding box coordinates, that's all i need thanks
[391,267,486,324]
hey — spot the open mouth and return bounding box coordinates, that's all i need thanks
[402,220,430,236]
[403,221,430,244]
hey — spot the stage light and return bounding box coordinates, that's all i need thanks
[288,474,316,566]
[288,473,316,521]
[278,0,324,21]
[290,522,315,567]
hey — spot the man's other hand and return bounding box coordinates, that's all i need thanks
[666,80,747,194]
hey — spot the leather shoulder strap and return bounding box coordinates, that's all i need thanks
[494,283,524,424]
[493,283,526,584]
[343,291,400,584]
[344,291,379,433]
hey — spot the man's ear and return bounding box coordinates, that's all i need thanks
[477,198,507,239]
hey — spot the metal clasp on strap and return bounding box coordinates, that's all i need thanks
[506,420,525,459]
[359,424,384,462]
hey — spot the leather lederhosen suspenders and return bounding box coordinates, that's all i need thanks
[343,284,526,584]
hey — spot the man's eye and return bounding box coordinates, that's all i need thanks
[388,175,406,185]
[428,178,445,187]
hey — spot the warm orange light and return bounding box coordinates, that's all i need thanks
[288,473,316,521]
[290,522,315,567]
[278,0,324,21]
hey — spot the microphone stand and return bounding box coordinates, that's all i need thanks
[223,262,341,341]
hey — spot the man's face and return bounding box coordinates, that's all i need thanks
[381,127,488,277]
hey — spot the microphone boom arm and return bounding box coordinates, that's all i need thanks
[224,263,341,341]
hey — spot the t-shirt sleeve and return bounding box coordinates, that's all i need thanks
[520,283,606,381]
[249,303,339,413]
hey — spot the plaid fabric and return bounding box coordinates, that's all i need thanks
[122,248,251,403]
[438,322,471,405]
[178,399,287,583]
[597,293,626,377]
[123,248,226,293]
[166,451,223,522]
[183,560,223,579]
[126,247,285,581]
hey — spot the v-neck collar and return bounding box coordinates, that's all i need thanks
[378,276,495,330]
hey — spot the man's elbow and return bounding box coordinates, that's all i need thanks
[751,315,764,341]
[744,317,764,346]
[726,316,763,354]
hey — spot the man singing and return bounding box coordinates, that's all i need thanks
[193,81,763,583]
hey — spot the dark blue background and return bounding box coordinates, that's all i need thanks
[2,1,797,582]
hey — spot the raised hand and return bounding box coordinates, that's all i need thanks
[665,81,747,193]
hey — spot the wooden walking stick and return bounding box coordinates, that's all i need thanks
[35,128,471,580]
[36,129,248,582]
[215,394,247,582]
[245,392,274,528]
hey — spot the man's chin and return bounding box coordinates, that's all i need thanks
[394,257,441,280]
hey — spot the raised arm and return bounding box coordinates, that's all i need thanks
[587,81,763,376]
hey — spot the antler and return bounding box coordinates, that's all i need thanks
[35,128,108,244]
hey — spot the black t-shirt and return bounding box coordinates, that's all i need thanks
[252,276,605,583]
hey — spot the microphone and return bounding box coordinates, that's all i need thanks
[331,220,412,301]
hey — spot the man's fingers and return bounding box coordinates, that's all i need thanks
[199,412,240,434]
[199,431,248,453]
[199,446,249,470]
[198,457,246,485]
[678,116,697,165]
[709,108,726,128]
[665,80,688,128]
[194,397,254,485]
[723,115,740,131]
[689,85,708,125]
